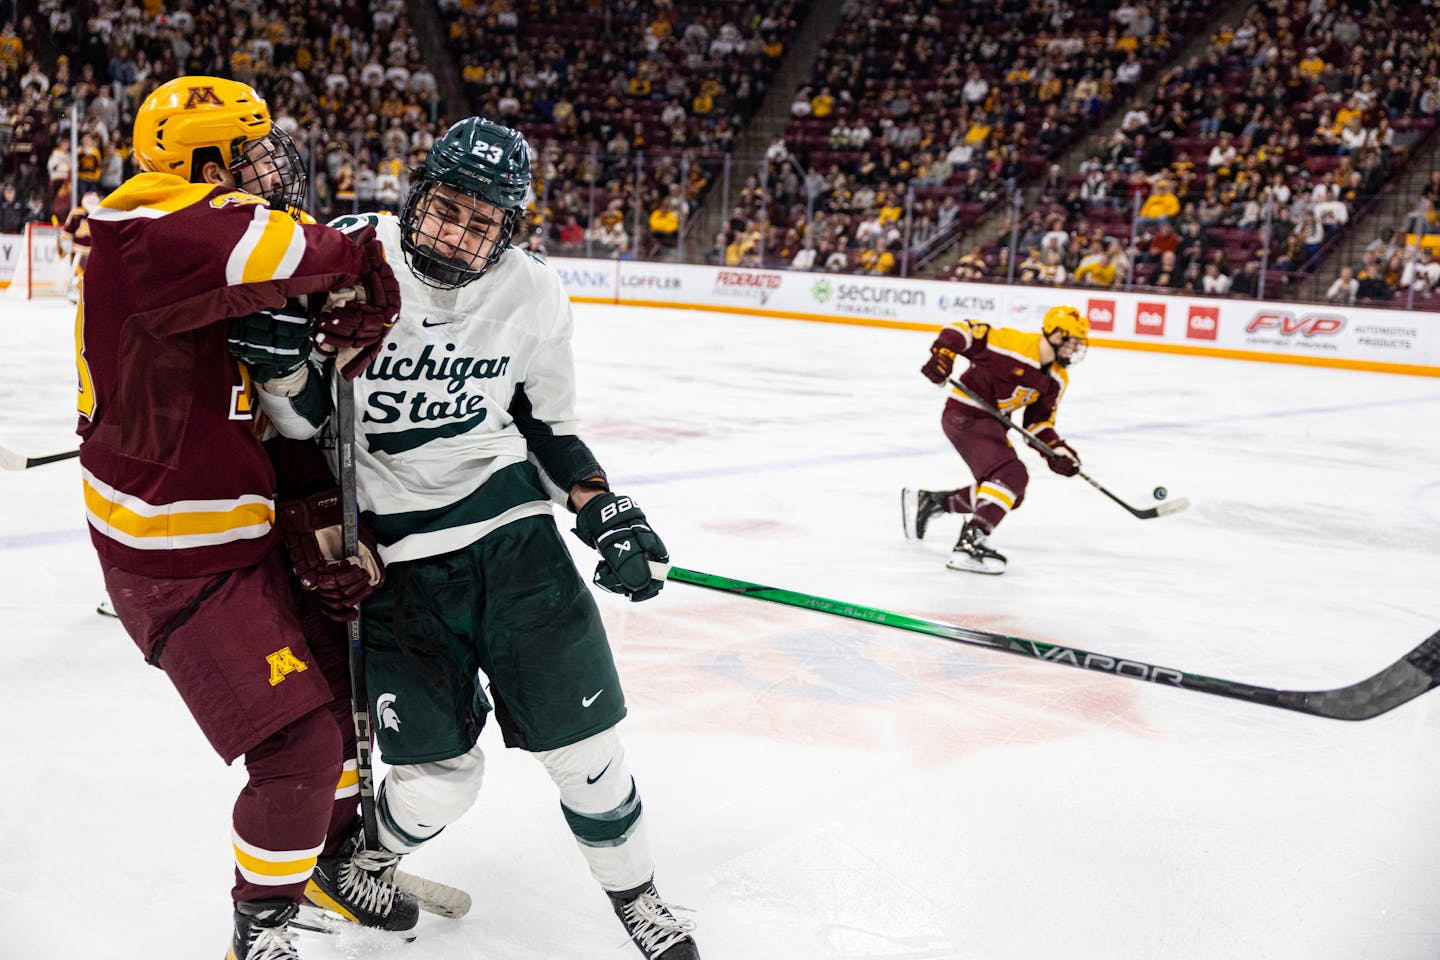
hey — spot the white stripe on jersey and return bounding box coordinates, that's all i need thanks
[226,207,271,285]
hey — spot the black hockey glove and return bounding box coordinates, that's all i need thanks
[228,303,315,382]
[572,492,668,602]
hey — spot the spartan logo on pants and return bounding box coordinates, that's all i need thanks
[376,693,402,730]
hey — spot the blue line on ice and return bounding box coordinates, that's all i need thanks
[0,528,89,551]
[4,396,1437,549]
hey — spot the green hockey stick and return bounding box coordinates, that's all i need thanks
[649,562,1440,721]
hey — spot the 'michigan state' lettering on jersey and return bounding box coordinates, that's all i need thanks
[363,344,511,434]
[319,213,582,564]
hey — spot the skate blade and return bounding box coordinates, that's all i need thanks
[945,554,1006,575]
[900,488,917,539]
[294,903,419,943]
[293,904,346,936]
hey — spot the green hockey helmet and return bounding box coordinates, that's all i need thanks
[401,117,533,288]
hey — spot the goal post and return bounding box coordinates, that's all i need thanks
[2,221,68,299]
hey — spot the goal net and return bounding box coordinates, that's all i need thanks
[2,222,68,299]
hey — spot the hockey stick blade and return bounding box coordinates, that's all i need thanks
[1075,471,1189,519]
[1152,496,1190,517]
[945,379,1184,520]
[0,446,80,470]
[393,868,473,918]
[1091,485,1190,519]
[648,562,1440,721]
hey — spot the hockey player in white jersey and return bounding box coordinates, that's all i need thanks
[250,117,699,960]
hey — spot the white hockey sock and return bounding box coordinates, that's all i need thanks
[376,740,486,854]
[536,728,655,892]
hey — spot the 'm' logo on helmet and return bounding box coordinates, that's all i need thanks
[183,86,224,109]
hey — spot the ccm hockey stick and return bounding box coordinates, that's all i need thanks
[946,378,1188,520]
[649,562,1440,721]
[329,286,471,919]
[335,368,376,847]
[0,446,80,470]
[326,282,384,859]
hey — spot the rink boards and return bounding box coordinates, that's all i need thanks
[552,256,1440,377]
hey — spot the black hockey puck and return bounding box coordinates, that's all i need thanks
[1152,486,1168,500]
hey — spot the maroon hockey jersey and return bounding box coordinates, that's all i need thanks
[938,320,1069,434]
[76,173,364,578]
[62,207,91,253]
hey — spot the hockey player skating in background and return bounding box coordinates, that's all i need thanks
[58,189,98,302]
[76,76,417,960]
[247,116,700,960]
[902,305,1089,574]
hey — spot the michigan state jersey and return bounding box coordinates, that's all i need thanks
[317,212,587,564]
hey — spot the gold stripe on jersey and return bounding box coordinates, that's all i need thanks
[81,467,274,550]
[335,760,360,800]
[1049,366,1069,405]
[232,830,323,887]
[976,481,1017,511]
[88,176,219,221]
[227,207,308,285]
[986,329,1044,366]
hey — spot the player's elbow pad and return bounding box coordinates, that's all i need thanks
[256,364,330,438]
[933,325,969,353]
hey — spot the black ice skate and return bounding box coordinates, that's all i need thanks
[609,880,700,959]
[304,828,420,935]
[901,488,945,540]
[947,521,1007,575]
[228,899,300,960]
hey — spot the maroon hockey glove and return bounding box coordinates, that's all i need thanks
[921,345,956,384]
[278,489,385,621]
[920,327,966,384]
[1034,427,1081,477]
[313,225,400,380]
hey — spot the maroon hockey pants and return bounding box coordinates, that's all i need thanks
[939,400,1029,534]
[103,549,361,905]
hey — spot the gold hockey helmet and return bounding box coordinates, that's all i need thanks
[1042,304,1089,366]
[1042,304,1089,341]
[132,77,273,181]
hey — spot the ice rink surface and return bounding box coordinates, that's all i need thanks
[2,297,1438,960]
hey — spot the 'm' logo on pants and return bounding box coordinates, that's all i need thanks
[266,647,309,686]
